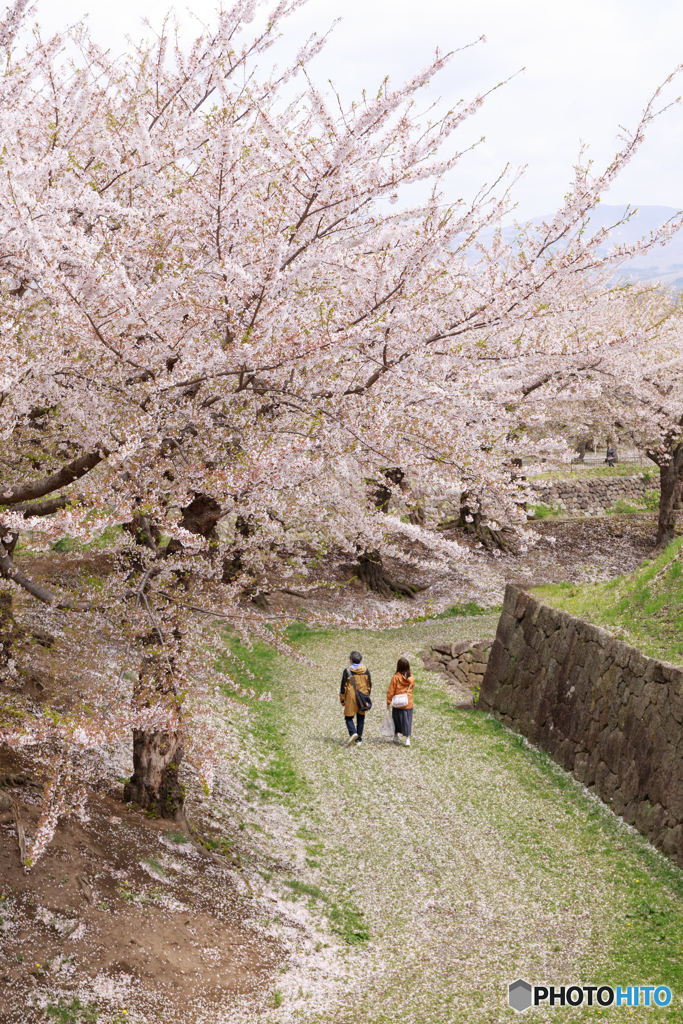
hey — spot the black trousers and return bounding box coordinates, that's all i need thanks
[345,714,365,739]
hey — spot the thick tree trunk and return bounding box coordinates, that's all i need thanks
[124,653,187,822]
[674,475,683,511]
[356,550,418,599]
[125,727,186,820]
[453,497,509,551]
[370,467,407,513]
[656,459,680,549]
[408,500,425,526]
[357,551,391,597]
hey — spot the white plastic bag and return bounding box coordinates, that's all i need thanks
[380,711,395,739]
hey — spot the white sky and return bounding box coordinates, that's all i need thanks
[36,0,683,219]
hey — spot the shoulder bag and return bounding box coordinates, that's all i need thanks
[349,672,372,712]
[391,676,412,708]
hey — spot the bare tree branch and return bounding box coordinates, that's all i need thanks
[13,495,80,518]
[0,449,109,506]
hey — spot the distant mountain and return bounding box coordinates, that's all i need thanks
[584,204,683,286]
[498,205,683,286]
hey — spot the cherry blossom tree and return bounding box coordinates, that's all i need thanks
[512,283,683,546]
[0,0,681,863]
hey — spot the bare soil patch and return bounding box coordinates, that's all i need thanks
[0,750,280,1024]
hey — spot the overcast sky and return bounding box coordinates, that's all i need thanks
[36,0,683,220]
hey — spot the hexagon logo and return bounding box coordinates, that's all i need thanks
[508,979,533,1013]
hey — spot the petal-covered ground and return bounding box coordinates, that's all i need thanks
[247,614,683,1023]
[4,611,683,1021]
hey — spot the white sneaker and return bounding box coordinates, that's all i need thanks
[405,738,411,747]
[393,736,400,744]
[347,734,358,746]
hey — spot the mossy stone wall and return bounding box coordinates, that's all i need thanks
[479,584,683,867]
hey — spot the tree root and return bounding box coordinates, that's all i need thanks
[438,504,512,552]
[356,551,424,599]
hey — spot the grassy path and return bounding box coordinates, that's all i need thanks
[246,616,683,1023]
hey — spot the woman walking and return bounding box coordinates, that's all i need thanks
[387,657,415,747]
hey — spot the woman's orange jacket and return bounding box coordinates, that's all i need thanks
[387,672,414,709]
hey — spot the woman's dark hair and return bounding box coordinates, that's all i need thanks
[350,650,362,664]
[397,657,411,677]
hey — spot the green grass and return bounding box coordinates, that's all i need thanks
[296,826,325,862]
[49,525,124,552]
[606,489,660,515]
[285,879,327,900]
[284,622,335,642]
[215,634,307,799]
[327,902,369,944]
[532,502,563,520]
[254,620,683,1021]
[217,630,371,948]
[461,709,683,1003]
[531,462,652,481]
[429,600,501,619]
[196,834,233,857]
[533,537,683,664]
[284,878,369,944]
[166,830,191,844]
[45,996,99,1023]
[607,498,642,514]
[141,857,165,875]
[532,488,659,520]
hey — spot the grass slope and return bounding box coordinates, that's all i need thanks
[531,464,655,481]
[534,537,683,666]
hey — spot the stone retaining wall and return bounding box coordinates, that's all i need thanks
[419,640,493,704]
[478,585,683,866]
[529,474,649,517]
[394,473,652,526]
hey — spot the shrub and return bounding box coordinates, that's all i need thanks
[533,503,560,520]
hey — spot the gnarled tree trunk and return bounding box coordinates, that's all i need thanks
[125,726,186,820]
[674,475,683,512]
[124,652,187,823]
[356,549,418,599]
[355,469,422,599]
[445,495,509,551]
[651,438,683,549]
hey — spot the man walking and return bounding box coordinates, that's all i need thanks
[340,650,372,747]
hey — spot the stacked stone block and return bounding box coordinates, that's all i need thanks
[420,640,493,698]
[479,584,683,867]
[393,474,651,527]
[530,474,649,517]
